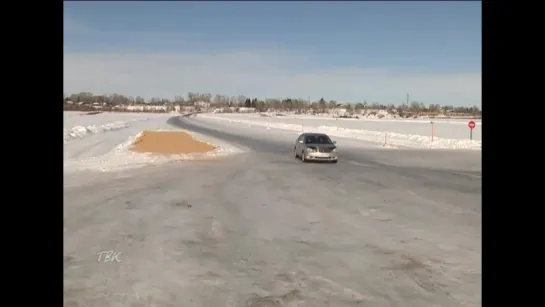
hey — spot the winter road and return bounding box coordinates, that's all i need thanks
[64,115,481,307]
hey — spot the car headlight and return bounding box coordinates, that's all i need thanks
[332,148,337,152]
[307,147,316,152]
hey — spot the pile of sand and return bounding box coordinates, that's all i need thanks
[130,131,216,155]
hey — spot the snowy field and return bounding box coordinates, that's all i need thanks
[198,113,482,150]
[63,111,242,173]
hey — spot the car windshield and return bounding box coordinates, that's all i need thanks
[305,135,332,144]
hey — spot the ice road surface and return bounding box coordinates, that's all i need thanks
[198,113,481,150]
[63,111,242,173]
[64,112,481,307]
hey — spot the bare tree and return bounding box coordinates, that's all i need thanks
[236,95,247,106]
[174,95,186,104]
[64,90,480,116]
[187,92,199,104]
[354,102,364,114]
[328,100,337,112]
[213,94,229,106]
[345,103,353,114]
[318,98,326,113]
[200,93,212,102]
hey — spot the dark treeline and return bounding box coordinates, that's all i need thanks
[64,91,481,116]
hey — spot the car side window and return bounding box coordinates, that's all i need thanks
[297,135,304,142]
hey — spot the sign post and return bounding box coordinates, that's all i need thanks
[468,120,476,140]
[430,121,435,142]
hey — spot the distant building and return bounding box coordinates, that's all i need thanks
[194,101,211,108]
[238,107,256,113]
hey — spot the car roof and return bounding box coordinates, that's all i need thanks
[302,133,329,137]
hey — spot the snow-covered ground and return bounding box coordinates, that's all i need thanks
[197,113,482,150]
[63,111,89,118]
[64,112,481,307]
[63,111,243,173]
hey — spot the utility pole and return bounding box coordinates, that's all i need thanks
[406,93,409,108]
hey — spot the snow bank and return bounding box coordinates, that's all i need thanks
[197,114,482,150]
[64,112,243,173]
[65,130,242,173]
[220,112,481,125]
[203,113,482,141]
[291,114,482,125]
[63,112,172,143]
[63,111,88,118]
[316,126,481,150]
[63,121,129,143]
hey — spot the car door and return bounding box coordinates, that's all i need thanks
[295,134,304,152]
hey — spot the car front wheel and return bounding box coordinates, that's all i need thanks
[301,151,307,162]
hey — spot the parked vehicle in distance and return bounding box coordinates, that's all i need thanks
[294,133,338,163]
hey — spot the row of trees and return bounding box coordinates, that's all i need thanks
[64,91,481,115]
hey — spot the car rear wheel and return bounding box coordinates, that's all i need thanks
[301,151,307,162]
[294,148,299,159]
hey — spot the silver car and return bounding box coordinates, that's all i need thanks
[294,133,338,163]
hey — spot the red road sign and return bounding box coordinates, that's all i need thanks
[468,120,476,129]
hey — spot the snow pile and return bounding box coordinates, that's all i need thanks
[64,132,179,173]
[64,112,245,173]
[198,114,481,150]
[63,112,175,143]
[63,121,129,143]
[316,126,481,150]
[64,129,244,173]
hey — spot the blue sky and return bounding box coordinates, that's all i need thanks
[64,1,481,107]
